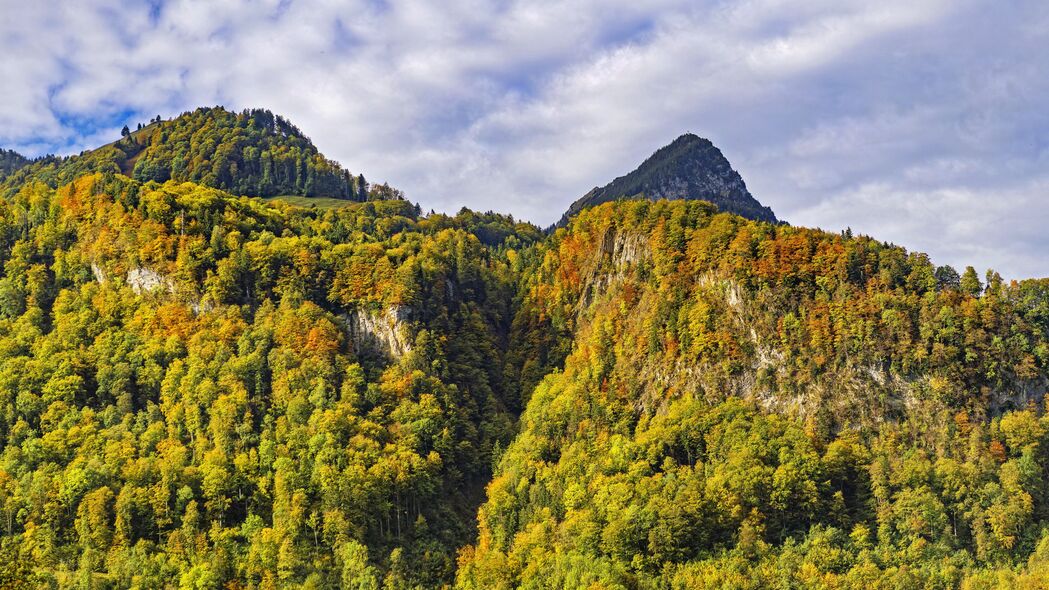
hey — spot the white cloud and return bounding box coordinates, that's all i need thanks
[1,0,1048,277]
[794,178,1049,280]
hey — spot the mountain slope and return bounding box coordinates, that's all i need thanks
[0,171,542,587]
[1,107,371,200]
[556,133,778,227]
[4,108,1049,588]
[458,201,1049,588]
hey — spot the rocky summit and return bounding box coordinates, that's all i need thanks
[556,132,778,227]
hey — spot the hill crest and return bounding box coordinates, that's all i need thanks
[556,132,778,227]
[2,106,375,201]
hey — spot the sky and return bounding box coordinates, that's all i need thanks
[2,0,1048,278]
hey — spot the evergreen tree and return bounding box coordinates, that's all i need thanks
[934,264,961,291]
[961,265,983,296]
[357,173,368,201]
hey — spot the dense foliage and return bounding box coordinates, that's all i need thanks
[0,172,541,587]
[0,149,30,179]
[459,201,1049,588]
[2,108,370,200]
[4,114,1049,588]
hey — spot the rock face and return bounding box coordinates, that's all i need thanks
[127,267,175,294]
[345,305,413,360]
[91,262,107,284]
[577,229,649,312]
[557,133,778,227]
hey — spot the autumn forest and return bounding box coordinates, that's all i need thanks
[1,107,1049,589]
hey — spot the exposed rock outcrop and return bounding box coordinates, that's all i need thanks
[344,305,413,360]
[127,267,175,294]
[577,229,649,313]
[91,262,107,284]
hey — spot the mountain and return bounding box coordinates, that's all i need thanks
[459,200,1049,588]
[556,133,778,227]
[3,108,1049,588]
[1,107,376,200]
[0,170,542,588]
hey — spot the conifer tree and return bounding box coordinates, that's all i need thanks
[961,265,983,296]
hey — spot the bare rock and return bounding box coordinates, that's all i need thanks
[127,267,175,295]
[345,305,413,360]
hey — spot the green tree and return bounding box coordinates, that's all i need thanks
[961,265,983,297]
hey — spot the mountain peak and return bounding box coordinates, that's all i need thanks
[669,131,706,144]
[557,133,778,227]
[118,106,362,199]
[2,106,372,201]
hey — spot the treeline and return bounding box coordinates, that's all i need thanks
[0,149,30,179]
[0,172,541,587]
[458,200,1049,588]
[2,108,384,201]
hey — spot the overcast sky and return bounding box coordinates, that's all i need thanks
[2,0,1048,277]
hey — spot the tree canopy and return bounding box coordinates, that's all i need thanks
[2,121,1049,588]
[2,108,379,201]
[459,200,1049,589]
[0,172,541,587]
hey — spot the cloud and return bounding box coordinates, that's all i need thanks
[1,0,1047,277]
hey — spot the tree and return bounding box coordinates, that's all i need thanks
[368,182,404,202]
[935,265,961,291]
[986,269,1004,297]
[121,125,130,137]
[339,540,380,589]
[961,266,982,297]
[357,174,368,201]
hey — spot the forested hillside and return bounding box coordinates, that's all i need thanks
[1,108,371,200]
[0,171,541,587]
[2,111,1049,589]
[459,200,1049,588]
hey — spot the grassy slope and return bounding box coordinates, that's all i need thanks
[261,194,358,209]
